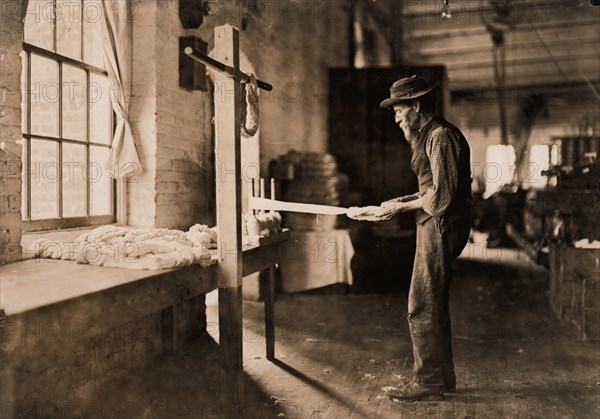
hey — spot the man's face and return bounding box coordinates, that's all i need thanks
[393,102,419,135]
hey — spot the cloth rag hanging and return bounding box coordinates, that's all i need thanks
[101,0,142,178]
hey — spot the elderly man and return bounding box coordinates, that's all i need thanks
[379,75,473,401]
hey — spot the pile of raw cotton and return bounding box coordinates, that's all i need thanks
[33,224,218,270]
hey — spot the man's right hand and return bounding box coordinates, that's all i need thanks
[382,193,419,206]
[382,197,402,206]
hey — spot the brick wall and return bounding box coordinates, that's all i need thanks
[0,0,24,264]
[127,0,159,228]
[154,0,214,230]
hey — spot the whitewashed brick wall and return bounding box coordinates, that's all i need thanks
[154,0,214,230]
[127,0,159,228]
[197,0,349,164]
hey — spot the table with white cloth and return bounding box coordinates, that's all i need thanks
[279,229,354,292]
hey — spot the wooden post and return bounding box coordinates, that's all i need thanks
[213,24,243,415]
[265,266,276,360]
[0,313,15,419]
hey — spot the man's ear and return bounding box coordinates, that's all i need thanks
[413,100,421,113]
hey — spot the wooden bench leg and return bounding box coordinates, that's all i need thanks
[219,286,243,417]
[0,351,15,418]
[162,306,175,355]
[265,265,276,361]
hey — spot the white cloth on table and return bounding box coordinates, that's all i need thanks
[33,225,217,269]
[279,229,354,293]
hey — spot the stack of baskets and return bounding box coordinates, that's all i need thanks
[273,151,348,231]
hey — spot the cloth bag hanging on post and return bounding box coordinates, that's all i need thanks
[241,74,260,139]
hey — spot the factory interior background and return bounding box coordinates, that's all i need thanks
[1,0,599,418]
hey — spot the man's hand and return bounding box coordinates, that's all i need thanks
[377,203,408,220]
[382,197,402,205]
[382,193,419,205]
[381,201,410,212]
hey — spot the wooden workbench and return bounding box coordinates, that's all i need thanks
[0,229,289,416]
[1,23,284,416]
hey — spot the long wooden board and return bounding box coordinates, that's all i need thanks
[249,197,348,215]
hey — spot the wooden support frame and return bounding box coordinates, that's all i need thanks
[265,266,276,360]
[210,24,286,414]
[212,24,244,414]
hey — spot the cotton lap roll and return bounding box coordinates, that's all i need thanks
[346,206,389,222]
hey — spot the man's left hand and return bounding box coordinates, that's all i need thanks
[379,201,409,220]
[347,203,407,221]
[381,201,409,211]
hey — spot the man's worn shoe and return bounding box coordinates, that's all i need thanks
[443,373,456,393]
[386,382,443,401]
[444,381,456,393]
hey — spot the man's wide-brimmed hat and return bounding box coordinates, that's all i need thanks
[380,75,437,108]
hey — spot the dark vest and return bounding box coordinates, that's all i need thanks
[411,117,473,224]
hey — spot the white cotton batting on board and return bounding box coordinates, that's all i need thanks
[249,197,348,215]
[249,197,393,222]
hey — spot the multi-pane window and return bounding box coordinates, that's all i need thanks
[21,0,114,231]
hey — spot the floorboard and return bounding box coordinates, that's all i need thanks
[84,248,599,418]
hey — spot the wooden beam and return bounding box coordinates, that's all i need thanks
[212,24,244,415]
[451,80,600,97]
[414,37,599,60]
[403,1,591,20]
[405,18,599,41]
[429,52,599,72]
[218,286,242,416]
[242,232,290,277]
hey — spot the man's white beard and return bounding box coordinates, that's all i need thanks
[403,127,419,149]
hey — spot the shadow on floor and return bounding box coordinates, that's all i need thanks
[86,336,280,419]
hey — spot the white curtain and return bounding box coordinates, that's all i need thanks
[101,0,141,178]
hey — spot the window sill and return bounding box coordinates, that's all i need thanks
[0,258,218,317]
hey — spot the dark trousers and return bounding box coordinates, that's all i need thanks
[408,213,470,387]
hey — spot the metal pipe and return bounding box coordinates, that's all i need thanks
[184,46,273,91]
[492,43,509,146]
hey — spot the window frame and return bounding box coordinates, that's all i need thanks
[21,5,116,233]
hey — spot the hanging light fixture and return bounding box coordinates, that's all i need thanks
[441,0,452,20]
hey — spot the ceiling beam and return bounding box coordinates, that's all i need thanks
[406,18,599,40]
[402,0,582,18]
